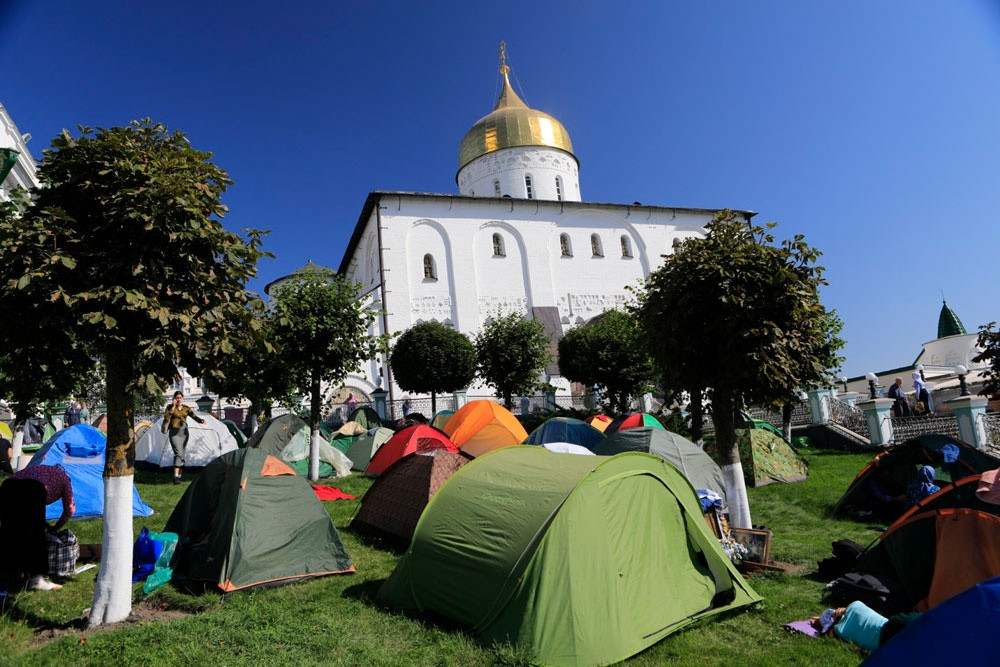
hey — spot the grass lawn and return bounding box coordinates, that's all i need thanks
[1,447,885,666]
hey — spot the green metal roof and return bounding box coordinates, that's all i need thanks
[937,301,967,338]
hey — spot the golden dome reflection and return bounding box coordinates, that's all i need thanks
[457,60,576,172]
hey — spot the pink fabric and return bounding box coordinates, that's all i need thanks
[14,464,76,514]
[977,469,1000,505]
[312,485,355,501]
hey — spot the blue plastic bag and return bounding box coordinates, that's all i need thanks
[132,526,163,583]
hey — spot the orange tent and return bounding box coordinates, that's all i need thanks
[444,400,528,457]
[584,414,612,433]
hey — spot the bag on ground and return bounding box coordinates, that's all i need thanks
[46,528,79,577]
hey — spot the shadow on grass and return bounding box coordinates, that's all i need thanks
[344,528,409,556]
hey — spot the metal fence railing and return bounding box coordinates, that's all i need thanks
[889,414,961,443]
[827,397,870,439]
[980,412,1000,455]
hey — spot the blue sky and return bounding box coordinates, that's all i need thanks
[3,1,999,378]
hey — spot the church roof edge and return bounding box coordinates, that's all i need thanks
[337,191,756,275]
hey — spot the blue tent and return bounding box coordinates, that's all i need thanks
[523,416,605,449]
[27,424,153,520]
[862,576,1000,665]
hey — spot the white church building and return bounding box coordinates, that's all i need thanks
[332,52,753,407]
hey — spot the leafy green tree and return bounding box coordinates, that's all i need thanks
[204,313,297,434]
[390,321,476,415]
[634,210,839,527]
[475,311,551,409]
[974,322,1000,397]
[268,269,382,479]
[558,310,656,414]
[0,120,267,625]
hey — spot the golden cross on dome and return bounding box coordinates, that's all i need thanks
[499,41,509,75]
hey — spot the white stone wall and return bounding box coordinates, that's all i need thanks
[340,193,719,402]
[0,103,40,198]
[457,146,581,201]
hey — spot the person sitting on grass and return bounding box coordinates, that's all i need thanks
[905,465,940,509]
[810,601,919,652]
[0,463,75,591]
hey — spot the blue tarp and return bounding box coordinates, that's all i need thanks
[27,424,153,520]
[862,575,1000,665]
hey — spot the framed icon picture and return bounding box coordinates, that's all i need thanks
[730,527,772,565]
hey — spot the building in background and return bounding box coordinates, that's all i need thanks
[333,51,746,407]
[0,102,40,198]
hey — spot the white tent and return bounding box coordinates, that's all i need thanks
[136,413,239,468]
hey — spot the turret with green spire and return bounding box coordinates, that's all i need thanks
[937,300,967,338]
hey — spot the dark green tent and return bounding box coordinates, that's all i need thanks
[833,433,1000,518]
[348,405,384,430]
[164,448,354,592]
[593,427,728,501]
[377,447,760,667]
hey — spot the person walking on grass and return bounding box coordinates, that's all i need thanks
[162,391,205,484]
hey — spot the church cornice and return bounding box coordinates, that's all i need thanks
[337,190,756,276]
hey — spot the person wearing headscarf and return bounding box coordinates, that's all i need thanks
[912,371,932,415]
[906,465,940,508]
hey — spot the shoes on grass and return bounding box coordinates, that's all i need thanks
[174,476,182,485]
[29,576,62,591]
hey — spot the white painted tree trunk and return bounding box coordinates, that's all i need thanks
[308,428,321,481]
[88,475,134,626]
[721,462,753,529]
[11,428,23,465]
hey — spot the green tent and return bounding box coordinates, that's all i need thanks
[348,405,384,430]
[344,427,395,471]
[377,448,760,667]
[246,413,352,477]
[704,429,809,487]
[164,448,354,592]
[220,418,246,448]
[593,427,728,502]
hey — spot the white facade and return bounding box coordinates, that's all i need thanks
[457,146,581,202]
[338,192,745,403]
[0,102,40,198]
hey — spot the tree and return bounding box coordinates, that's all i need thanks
[268,269,382,480]
[0,120,267,625]
[390,321,476,415]
[974,322,1000,397]
[557,310,656,414]
[475,311,551,409]
[635,210,839,528]
[204,312,297,434]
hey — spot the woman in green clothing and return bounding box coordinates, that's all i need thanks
[162,391,205,484]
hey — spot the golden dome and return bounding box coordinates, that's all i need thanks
[458,66,576,172]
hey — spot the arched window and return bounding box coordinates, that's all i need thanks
[422,254,437,281]
[555,176,563,201]
[525,174,534,199]
[492,233,506,257]
[591,234,603,258]
[620,235,633,258]
[494,180,501,197]
[560,233,572,257]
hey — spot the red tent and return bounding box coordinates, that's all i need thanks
[365,424,458,476]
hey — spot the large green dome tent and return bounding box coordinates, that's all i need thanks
[377,447,759,667]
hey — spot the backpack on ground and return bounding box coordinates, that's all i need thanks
[825,571,908,616]
[816,538,866,581]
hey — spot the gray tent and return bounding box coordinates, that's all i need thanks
[594,427,727,501]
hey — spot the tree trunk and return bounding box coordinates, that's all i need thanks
[431,391,436,417]
[688,387,704,444]
[711,387,752,529]
[11,427,23,470]
[782,401,794,443]
[88,351,135,626]
[308,377,321,481]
